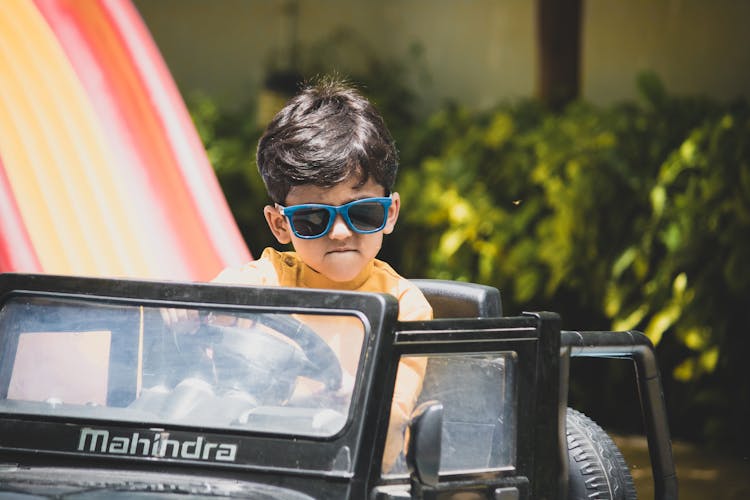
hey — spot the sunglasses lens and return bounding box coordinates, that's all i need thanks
[290,208,331,237]
[347,201,387,232]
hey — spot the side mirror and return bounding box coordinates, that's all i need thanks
[405,400,443,490]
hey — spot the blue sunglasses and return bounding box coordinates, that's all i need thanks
[277,196,392,239]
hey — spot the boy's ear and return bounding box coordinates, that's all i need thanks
[264,205,292,244]
[383,192,400,235]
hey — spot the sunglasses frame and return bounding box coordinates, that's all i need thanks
[277,196,393,240]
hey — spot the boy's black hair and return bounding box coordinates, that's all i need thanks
[256,77,398,204]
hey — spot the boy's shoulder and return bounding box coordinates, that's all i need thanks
[371,259,409,287]
[212,248,282,286]
[371,260,433,321]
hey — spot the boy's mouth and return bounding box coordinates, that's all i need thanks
[327,247,356,254]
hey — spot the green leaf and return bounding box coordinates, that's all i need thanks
[613,304,649,331]
[644,303,681,345]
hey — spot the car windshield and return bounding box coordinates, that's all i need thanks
[0,294,365,438]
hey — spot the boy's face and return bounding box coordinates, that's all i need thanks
[264,175,400,283]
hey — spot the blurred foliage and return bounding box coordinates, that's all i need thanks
[188,92,277,258]
[394,74,750,453]
[188,66,750,455]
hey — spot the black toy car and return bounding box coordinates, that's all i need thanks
[0,273,676,499]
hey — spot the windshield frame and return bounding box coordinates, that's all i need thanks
[0,273,399,477]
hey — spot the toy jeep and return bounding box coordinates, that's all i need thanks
[0,273,677,499]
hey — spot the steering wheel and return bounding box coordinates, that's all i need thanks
[174,313,343,405]
[255,313,343,391]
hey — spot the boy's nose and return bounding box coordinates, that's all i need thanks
[328,214,353,239]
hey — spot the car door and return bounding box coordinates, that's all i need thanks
[368,313,563,500]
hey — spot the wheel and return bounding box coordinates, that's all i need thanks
[174,313,343,404]
[567,407,637,500]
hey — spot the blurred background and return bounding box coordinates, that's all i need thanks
[133,1,749,497]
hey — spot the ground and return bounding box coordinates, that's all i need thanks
[615,435,750,499]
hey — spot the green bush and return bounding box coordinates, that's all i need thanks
[394,74,750,452]
[189,73,750,454]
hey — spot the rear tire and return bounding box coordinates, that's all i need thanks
[566,408,637,500]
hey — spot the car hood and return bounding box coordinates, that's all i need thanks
[0,464,314,499]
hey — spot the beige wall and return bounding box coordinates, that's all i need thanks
[583,0,750,104]
[134,0,750,111]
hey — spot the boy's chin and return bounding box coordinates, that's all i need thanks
[319,258,369,283]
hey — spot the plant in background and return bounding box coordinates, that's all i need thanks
[394,73,750,452]
[606,90,750,448]
[187,92,275,258]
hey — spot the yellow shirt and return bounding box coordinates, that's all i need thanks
[215,248,433,321]
[214,248,433,470]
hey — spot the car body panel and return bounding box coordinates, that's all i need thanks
[0,273,561,499]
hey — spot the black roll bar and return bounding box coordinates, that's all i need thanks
[560,330,678,500]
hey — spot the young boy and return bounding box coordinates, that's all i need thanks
[213,77,432,471]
